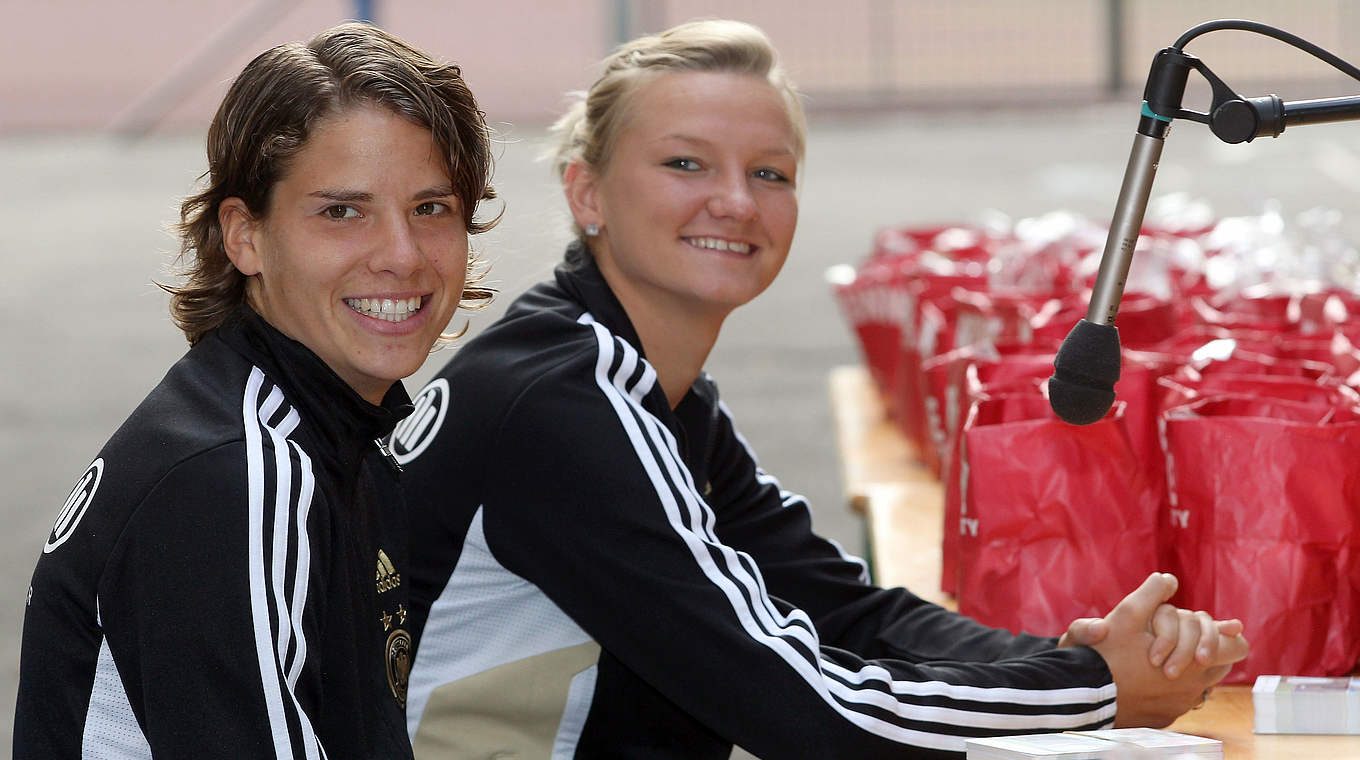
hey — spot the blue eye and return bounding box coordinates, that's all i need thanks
[415,201,449,216]
[324,205,360,219]
[754,168,790,183]
[663,158,701,171]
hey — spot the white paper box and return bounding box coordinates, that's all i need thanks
[965,728,1222,759]
[1253,675,1360,734]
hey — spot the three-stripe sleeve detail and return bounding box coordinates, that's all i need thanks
[242,367,323,760]
[576,314,1116,752]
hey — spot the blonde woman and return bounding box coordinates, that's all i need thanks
[399,20,1245,758]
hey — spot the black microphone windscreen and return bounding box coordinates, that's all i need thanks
[1048,320,1122,425]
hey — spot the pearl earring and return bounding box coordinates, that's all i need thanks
[585,223,600,237]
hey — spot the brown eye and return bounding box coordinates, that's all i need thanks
[324,205,359,219]
[414,202,448,216]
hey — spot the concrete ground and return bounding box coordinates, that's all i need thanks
[5,102,1360,753]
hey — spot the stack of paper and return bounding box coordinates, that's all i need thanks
[1253,675,1360,734]
[965,728,1221,759]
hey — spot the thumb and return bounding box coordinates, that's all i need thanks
[1060,617,1109,648]
[1215,618,1244,638]
[1111,572,1178,624]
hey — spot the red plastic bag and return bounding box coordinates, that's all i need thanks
[924,345,1058,473]
[1155,337,1338,384]
[1272,332,1360,380]
[928,349,1055,595]
[1156,373,1360,414]
[1153,326,1277,357]
[950,290,1070,351]
[892,276,988,455]
[954,393,1159,636]
[1111,294,1185,350]
[871,223,1001,263]
[831,256,916,408]
[1160,396,1360,681]
[1192,290,1360,337]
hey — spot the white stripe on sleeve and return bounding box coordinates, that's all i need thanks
[576,315,1116,752]
[719,399,872,584]
[243,367,322,760]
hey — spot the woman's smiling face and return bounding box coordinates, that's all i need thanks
[578,71,801,320]
[222,104,468,403]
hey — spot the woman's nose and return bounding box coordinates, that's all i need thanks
[706,174,758,221]
[369,215,424,277]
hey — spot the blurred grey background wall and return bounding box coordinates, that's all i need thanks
[5,1,1360,754]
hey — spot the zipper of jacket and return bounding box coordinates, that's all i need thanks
[374,438,403,474]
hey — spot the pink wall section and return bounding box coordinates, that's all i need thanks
[4,0,1354,133]
[0,0,611,132]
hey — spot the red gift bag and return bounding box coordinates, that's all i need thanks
[1193,290,1360,337]
[1272,332,1360,380]
[955,393,1159,636]
[929,349,1055,595]
[871,223,1001,262]
[951,290,1070,351]
[923,343,1058,477]
[1160,396,1360,681]
[892,276,988,456]
[831,256,917,408]
[1154,326,1277,357]
[1111,294,1185,350]
[832,242,985,407]
[1190,293,1298,333]
[1156,373,1360,414]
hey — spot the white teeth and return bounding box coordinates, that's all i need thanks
[687,236,751,254]
[345,296,423,322]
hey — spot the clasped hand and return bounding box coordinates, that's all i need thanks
[1057,572,1249,727]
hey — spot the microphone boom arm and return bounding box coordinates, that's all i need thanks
[1090,44,1360,326]
[1050,22,1360,424]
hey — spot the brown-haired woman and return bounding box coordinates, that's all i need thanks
[16,23,494,758]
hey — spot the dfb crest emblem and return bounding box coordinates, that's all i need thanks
[386,628,412,707]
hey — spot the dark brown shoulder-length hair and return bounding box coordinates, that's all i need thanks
[166,22,499,345]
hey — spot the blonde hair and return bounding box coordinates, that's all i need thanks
[550,19,805,216]
[166,23,498,346]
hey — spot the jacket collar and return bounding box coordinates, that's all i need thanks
[215,306,413,463]
[551,240,720,416]
[554,240,648,361]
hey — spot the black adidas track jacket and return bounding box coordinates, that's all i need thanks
[16,309,416,759]
[398,246,1118,759]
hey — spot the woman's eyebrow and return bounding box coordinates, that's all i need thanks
[412,185,456,201]
[305,186,456,202]
[309,188,373,202]
[656,133,796,158]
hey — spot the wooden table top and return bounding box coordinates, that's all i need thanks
[827,365,1359,759]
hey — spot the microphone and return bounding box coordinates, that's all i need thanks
[1048,22,1360,424]
[1050,50,1190,425]
[1049,129,1166,424]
